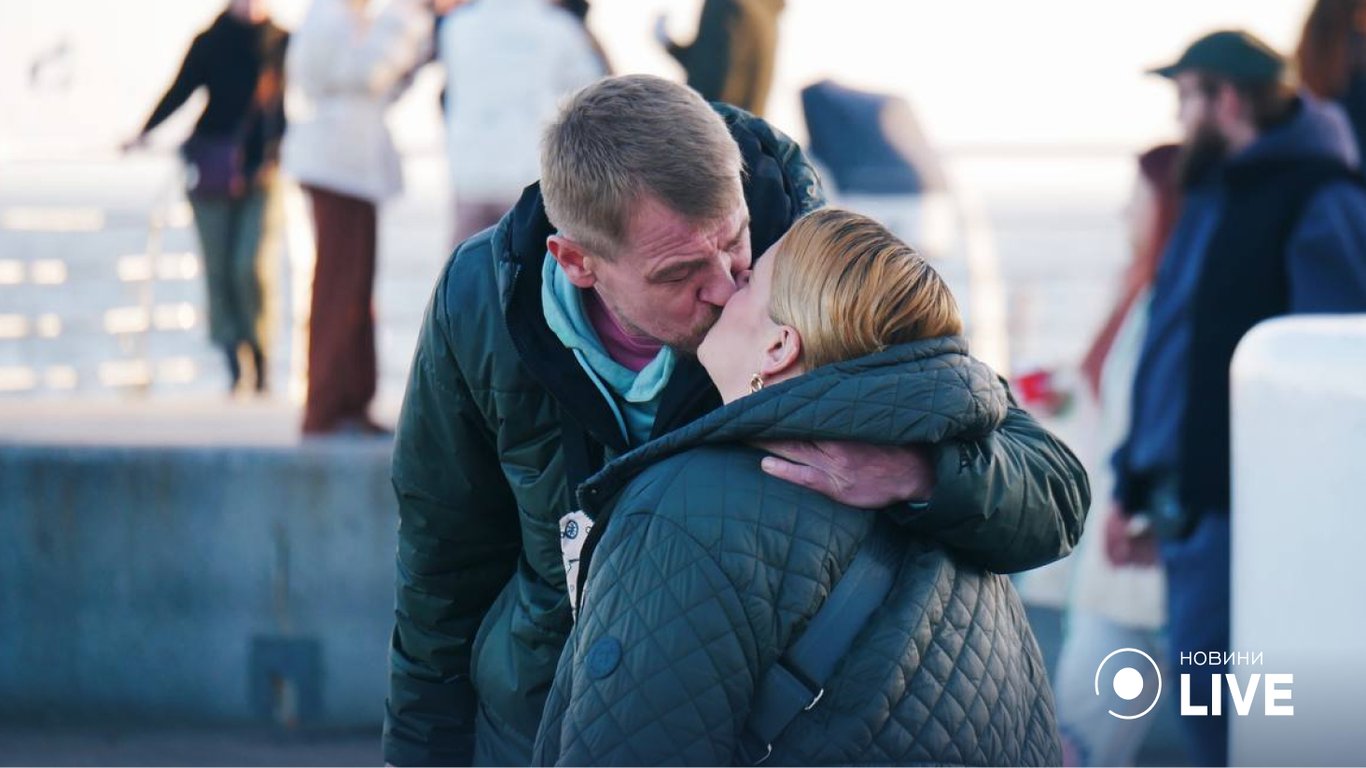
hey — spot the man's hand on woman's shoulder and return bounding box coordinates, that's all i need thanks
[756,440,934,509]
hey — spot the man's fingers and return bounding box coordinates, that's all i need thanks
[754,440,822,466]
[1104,512,1131,567]
[761,456,836,495]
[1104,538,1125,567]
[1130,532,1160,567]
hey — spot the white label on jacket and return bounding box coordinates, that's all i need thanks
[559,509,593,620]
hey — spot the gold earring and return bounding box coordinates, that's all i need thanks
[749,373,764,393]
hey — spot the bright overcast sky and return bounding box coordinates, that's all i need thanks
[0,0,1315,159]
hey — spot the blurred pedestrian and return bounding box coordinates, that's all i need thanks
[1296,0,1366,156]
[282,0,433,436]
[657,0,785,116]
[429,0,470,117]
[1053,144,1180,767]
[439,0,605,243]
[124,0,288,394]
[556,0,613,74]
[1114,30,1366,766]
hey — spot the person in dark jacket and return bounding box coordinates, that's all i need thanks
[125,0,288,393]
[1114,30,1366,766]
[384,74,1089,766]
[534,209,1065,766]
[657,0,784,116]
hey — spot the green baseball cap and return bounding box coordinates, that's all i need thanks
[1148,30,1285,83]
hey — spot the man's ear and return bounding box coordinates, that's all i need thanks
[759,324,802,379]
[547,235,598,289]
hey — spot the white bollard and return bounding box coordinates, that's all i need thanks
[1229,315,1366,766]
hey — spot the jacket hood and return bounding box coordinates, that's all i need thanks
[581,336,1008,503]
[1237,94,1361,170]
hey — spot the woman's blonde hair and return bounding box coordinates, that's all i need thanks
[768,208,963,370]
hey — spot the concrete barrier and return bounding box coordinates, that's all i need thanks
[0,440,396,726]
[1229,315,1366,766]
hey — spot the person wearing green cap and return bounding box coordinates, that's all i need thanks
[1109,29,1366,767]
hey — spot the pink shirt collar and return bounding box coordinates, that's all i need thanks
[582,288,664,373]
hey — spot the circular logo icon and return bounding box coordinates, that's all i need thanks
[1094,648,1162,720]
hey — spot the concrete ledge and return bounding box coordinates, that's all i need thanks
[0,431,396,727]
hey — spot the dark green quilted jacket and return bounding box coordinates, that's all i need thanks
[385,105,1087,766]
[535,338,1064,766]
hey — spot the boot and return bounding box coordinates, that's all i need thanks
[250,342,268,394]
[224,344,242,393]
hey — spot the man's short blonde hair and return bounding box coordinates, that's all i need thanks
[541,74,744,256]
[769,208,963,371]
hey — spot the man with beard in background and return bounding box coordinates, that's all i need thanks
[1110,30,1366,767]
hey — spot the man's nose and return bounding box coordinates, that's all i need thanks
[731,248,753,275]
[699,257,739,307]
[699,273,738,307]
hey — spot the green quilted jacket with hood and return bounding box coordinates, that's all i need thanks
[535,337,1063,766]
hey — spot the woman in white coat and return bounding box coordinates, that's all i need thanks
[283,0,431,435]
[440,0,605,241]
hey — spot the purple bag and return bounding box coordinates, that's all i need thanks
[181,135,247,199]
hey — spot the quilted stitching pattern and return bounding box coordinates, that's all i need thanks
[545,507,759,766]
[579,337,1006,507]
[535,341,1061,765]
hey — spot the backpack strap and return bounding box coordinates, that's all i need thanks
[737,520,900,765]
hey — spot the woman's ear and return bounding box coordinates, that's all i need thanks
[548,235,598,288]
[759,324,802,379]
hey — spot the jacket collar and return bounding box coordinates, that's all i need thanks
[1235,95,1360,170]
[496,184,633,453]
[579,336,1009,508]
